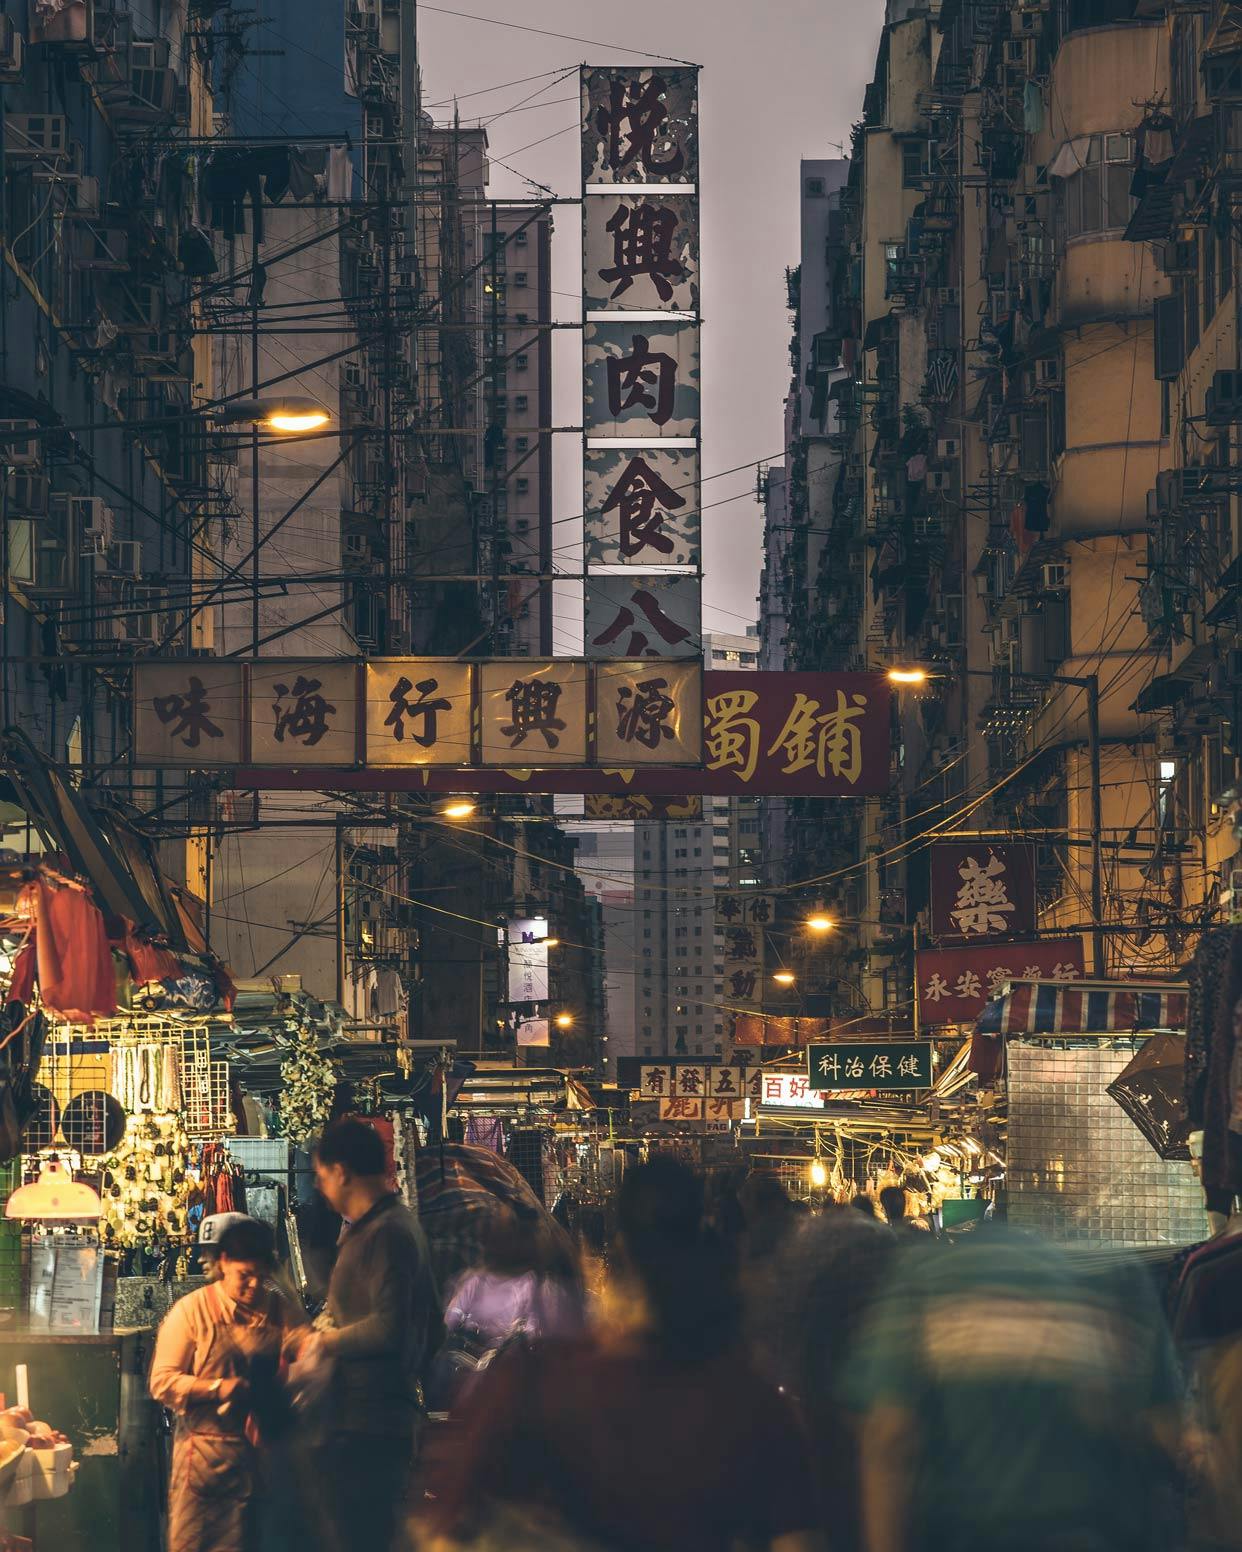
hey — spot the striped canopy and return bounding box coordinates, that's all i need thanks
[970,979,1187,1084]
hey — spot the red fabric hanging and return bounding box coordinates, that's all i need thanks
[26,880,116,1024]
[122,927,183,986]
[8,938,36,1005]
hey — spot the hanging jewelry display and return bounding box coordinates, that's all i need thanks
[98,1112,193,1249]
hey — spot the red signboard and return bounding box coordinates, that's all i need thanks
[929,842,1036,942]
[731,1014,832,1048]
[915,937,1085,1026]
[230,672,893,797]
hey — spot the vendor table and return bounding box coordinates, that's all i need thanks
[0,1329,160,1552]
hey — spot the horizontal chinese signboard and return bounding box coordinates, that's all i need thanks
[808,1042,934,1091]
[581,793,702,820]
[731,1014,830,1048]
[658,1097,744,1122]
[205,669,892,796]
[132,658,701,770]
[915,937,1085,1026]
[758,1072,825,1109]
[639,1063,759,1102]
[929,842,1036,942]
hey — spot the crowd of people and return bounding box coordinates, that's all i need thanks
[149,1127,1242,1552]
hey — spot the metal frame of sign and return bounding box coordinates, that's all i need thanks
[582,64,703,666]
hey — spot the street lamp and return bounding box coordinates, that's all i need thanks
[772,969,796,987]
[541,937,560,949]
[887,662,1104,975]
[805,913,836,934]
[439,800,476,821]
[808,1157,829,1190]
[554,1012,574,1029]
[211,396,332,435]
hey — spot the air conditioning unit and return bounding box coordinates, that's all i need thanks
[0,420,40,466]
[936,436,960,460]
[1040,561,1068,588]
[0,16,24,81]
[131,332,183,378]
[5,469,49,515]
[72,496,114,547]
[5,113,68,161]
[343,533,369,565]
[115,40,176,120]
[60,174,102,219]
[927,470,955,492]
[69,225,130,270]
[107,539,143,575]
[1205,369,1242,425]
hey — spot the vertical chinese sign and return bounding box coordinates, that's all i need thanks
[582,67,702,663]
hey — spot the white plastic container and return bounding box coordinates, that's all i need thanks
[7,1448,35,1506]
[30,1442,72,1500]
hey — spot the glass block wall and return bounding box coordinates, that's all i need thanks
[1007,1041,1207,1247]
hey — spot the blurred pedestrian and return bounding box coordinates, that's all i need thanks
[739,1171,799,1261]
[845,1226,1183,1552]
[150,1218,297,1552]
[878,1186,929,1238]
[422,1157,820,1552]
[304,1117,442,1552]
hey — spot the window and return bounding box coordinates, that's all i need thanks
[515,477,530,493]
[805,176,826,197]
[515,353,529,369]
[515,436,529,452]
[514,395,529,412]
[513,272,528,287]
[902,141,927,187]
[1060,133,1135,238]
[514,230,528,245]
[1158,758,1177,825]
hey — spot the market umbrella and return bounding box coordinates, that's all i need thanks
[1106,1031,1193,1161]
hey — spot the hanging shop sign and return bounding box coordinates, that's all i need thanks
[915,937,1085,1026]
[584,447,700,569]
[585,575,702,658]
[639,1063,761,1103]
[145,666,893,796]
[582,66,699,186]
[808,1041,934,1091]
[132,658,702,770]
[714,891,774,1012]
[581,793,703,819]
[584,193,699,314]
[929,842,1036,942]
[658,1096,744,1122]
[506,918,550,1004]
[758,1072,826,1109]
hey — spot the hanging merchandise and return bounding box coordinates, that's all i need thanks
[109,1042,183,1115]
[19,878,116,1024]
[277,1029,337,1142]
[98,1112,193,1249]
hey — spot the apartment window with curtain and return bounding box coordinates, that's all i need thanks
[1061,134,1135,238]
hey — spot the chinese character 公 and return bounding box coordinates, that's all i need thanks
[606,333,678,427]
[615,675,677,748]
[153,676,224,750]
[500,677,566,751]
[594,72,686,178]
[592,590,692,657]
[272,674,336,748]
[384,676,453,747]
[706,689,761,782]
[766,690,869,781]
[601,455,687,558]
[950,852,1016,937]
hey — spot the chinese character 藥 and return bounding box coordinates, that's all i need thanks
[950,853,1016,936]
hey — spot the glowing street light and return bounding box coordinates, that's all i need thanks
[541,937,560,949]
[212,396,332,435]
[886,666,931,686]
[554,1012,575,1029]
[809,1158,829,1190]
[805,913,836,934]
[439,800,476,821]
[772,969,796,987]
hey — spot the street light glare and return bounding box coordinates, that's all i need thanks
[772,969,796,985]
[806,914,836,933]
[264,409,330,433]
[809,1158,829,1189]
[554,1012,574,1028]
[887,667,930,685]
[440,800,476,820]
[542,937,560,949]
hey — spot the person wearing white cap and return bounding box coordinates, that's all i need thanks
[197,1213,254,1283]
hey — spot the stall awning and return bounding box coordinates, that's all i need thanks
[976,978,1187,1037]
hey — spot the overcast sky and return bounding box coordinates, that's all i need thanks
[419,1,882,641]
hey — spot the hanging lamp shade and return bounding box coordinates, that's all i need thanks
[5,1158,102,1222]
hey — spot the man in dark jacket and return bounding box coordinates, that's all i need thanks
[307,1118,441,1552]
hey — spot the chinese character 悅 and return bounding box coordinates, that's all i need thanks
[706,689,761,782]
[950,853,1016,937]
[594,73,686,178]
[592,591,692,657]
[500,677,566,751]
[615,676,677,749]
[598,201,684,302]
[272,674,336,748]
[601,455,687,559]
[384,676,453,747]
[606,333,678,426]
[818,1052,841,1081]
[153,676,224,750]
[767,690,869,781]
